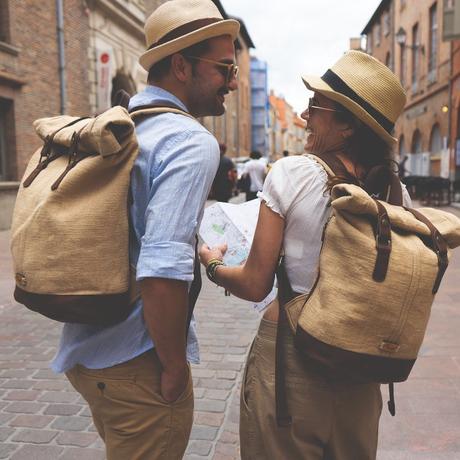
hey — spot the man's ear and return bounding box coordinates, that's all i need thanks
[171,54,190,83]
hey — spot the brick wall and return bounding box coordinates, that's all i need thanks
[0,0,91,181]
[394,0,450,167]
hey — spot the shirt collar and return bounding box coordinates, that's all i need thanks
[128,85,189,113]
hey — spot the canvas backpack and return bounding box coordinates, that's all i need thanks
[274,153,460,426]
[10,103,198,326]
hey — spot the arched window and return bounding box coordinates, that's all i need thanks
[429,123,442,155]
[411,130,422,154]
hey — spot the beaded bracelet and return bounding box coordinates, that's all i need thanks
[206,258,225,285]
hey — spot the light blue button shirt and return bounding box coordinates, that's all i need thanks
[51,86,219,373]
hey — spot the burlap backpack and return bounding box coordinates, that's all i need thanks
[11,103,194,325]
[274,154,460,426]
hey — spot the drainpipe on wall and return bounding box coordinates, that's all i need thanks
[56,0,67,114]
[448,40,453,180]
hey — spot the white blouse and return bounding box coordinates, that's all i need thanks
[259,155,411,294]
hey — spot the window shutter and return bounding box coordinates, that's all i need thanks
[443,0,460,40]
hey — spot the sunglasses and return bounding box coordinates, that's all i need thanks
[307,98,343,114]
[185,55,239,85]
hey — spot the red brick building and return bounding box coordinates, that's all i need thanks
[0,0,146,229]
[361,0,452,179]
[0,0,255,229]
[362,0,395,71]
[449,38,460,182]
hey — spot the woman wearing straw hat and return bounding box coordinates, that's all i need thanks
[200,50,411,459]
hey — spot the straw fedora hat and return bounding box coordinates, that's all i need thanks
[302,50,406,145]
[139,0,240,71]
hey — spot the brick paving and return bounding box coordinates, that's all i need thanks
[0,204,459,459]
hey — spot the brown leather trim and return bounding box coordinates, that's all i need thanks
[364,165,403,205]
[14,287,134,325]
[22,117,88,188]
[148,18,222,50]
[294,327,415,383]
[373,200,392,282]
[404,207,449,294]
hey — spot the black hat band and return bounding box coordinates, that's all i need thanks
[321,69,394,134]
[148,18,223,50]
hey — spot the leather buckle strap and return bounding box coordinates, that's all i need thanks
[23,116,89,188]
[373,200,392,282]
[404,207,449,294]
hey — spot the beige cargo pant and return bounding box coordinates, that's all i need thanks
[66,349,193,460]
[240,318,383,460]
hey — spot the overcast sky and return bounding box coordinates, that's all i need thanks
[221,0,382,114]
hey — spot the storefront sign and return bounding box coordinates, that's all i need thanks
[96,49,112,112]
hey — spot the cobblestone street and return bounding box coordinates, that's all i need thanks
[0,205,459,459]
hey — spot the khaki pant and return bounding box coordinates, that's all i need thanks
[240,318,382,460]
[66,349,193,460]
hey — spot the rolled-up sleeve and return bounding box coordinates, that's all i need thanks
[136,129,219,281]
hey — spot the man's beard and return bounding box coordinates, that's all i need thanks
[190,83,228,117]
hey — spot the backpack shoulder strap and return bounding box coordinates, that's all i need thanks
[304,153,360,185]
[129,103,195,121]
[304,154,335,178]
[363,165,403,206]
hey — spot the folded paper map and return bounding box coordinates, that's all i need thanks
[199,199,277,312]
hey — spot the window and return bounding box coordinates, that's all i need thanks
[0,98,15,181]
[0,1,10,43]
[412,23,420,92]
[428,3,438,82]
[367,33,373,54]
[429,123,442,154]
[401,0,407,9]
[375,22,381,47]
[383,12,390,36]
[411,129,422,154]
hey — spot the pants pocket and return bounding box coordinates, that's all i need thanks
[241,338,257,412]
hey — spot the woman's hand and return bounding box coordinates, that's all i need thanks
[199,243,228,267]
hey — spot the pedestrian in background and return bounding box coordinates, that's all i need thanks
[52,1,240,459]
[211,143,237,202]
[199,51,410,459]
[243,150,267,201]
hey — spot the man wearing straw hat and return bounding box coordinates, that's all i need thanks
[52,1,240,458]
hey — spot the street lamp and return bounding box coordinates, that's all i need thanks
[395,27,425,54]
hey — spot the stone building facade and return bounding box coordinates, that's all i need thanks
[450,40,460,181]
[268,91,305,160]
[362,0,395,71]
[362,0,452,178]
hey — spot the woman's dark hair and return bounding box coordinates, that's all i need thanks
[326,102,398,196]
[147,40,212,83]
[333,103,393,171]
